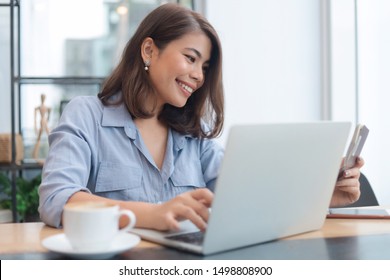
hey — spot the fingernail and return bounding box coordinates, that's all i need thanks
[344,170,350,177]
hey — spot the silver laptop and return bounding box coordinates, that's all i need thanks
[131,122,352,255]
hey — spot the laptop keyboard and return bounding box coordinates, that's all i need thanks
[165,231,205,245]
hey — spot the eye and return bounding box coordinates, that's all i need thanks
[185,54,196,63]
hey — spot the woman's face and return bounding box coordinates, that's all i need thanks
[148,31,212,109]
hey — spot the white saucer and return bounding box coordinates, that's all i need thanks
[42,232,140,259]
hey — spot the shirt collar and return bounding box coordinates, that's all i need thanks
[100,97,195,145]
[171,129,194,151]
[101,103,137,140]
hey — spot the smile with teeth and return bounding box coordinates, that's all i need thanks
[177,81,194,94]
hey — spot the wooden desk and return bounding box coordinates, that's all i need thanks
[0,222,157,254]
[1,218,390,259]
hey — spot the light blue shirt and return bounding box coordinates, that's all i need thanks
[38,96,224,228]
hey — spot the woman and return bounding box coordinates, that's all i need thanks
[38,3,364,231]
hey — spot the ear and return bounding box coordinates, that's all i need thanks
[141,37,155,61]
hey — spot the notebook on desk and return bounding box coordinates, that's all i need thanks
[131,122,352,255]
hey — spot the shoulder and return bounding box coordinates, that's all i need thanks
[55,96,105,135]
[187,134,224,155]
[61,96,103,120]
[199,137,224,154]
[64,96,103,112]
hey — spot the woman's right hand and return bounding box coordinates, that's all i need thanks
[149,188,214,232]
[67,189,213,232]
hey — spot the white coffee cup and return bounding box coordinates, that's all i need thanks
[63,202,136,252]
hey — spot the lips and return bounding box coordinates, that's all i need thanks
[176,80,195,95]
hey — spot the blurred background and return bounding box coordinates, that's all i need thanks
[1,0,389,212]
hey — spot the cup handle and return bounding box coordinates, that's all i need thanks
[118,209,136,232]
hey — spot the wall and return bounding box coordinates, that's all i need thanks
[5,0,387,203]
[0,0,327,140]
[204,0,324,146]
[357,0,390,204]
[205,0,390,205]
[330,0,390,204]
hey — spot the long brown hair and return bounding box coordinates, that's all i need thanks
[98,3,224,138]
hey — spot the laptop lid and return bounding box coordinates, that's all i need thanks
[131,122,352,255]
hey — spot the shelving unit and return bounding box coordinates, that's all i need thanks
[1,0,105,222]
[1,0,22,222]
[2,0,195,222]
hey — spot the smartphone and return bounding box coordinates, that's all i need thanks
[341,124,369,172]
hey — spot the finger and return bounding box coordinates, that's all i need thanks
[338,156,364,176]
[340,167,360,179]
[335,177,360,189]
[335,187,360,202]
[355,156,365,168]
[164,212,181,231]
[190,188,214,207]
[334,181,361,194]
[335,183,360,192]
[174,204,208,231]
[181,194,211,224]
[336,177,360,187]
[174,189,212,223]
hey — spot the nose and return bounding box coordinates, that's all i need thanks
[190,65,204,84]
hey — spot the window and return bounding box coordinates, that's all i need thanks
[330,0,390,204]
[2,0,194,160]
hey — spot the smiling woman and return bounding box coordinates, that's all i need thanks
[142,31,211,108]
[98,3,224,138]
[38,3,225,231]
[37,3,364,233]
